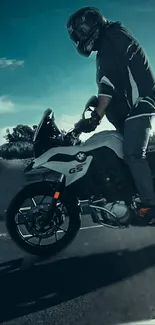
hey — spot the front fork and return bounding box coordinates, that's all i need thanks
[42,174,66,227]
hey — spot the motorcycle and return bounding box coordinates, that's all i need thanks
[5,99,155,257]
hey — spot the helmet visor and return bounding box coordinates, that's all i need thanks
[68,22,92,45]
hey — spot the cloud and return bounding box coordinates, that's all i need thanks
[57,113,81,131]
[0,57,24,68]
[0,96,15,113]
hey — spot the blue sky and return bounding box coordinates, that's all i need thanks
[0,0,155,142]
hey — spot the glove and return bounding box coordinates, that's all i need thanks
[74,110,101,133]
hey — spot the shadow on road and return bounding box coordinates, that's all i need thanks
[1,244,155,323]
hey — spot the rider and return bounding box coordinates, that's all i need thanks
[66,7,155,223]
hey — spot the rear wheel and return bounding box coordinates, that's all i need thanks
[6,183,81,257]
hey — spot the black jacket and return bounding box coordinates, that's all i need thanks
[96,21,155,130]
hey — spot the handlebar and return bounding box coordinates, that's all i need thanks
[63,103,95,143]
[63,127,82,146]
[35,101,98,149]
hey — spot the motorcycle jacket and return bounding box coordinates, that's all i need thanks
[96,21,155,130]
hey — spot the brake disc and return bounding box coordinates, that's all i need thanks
[19,205,65,239]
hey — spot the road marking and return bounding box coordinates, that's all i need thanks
[118,319,155,325]
[0,224,104,239]
[0,233,8,238]
[78,225,104,230]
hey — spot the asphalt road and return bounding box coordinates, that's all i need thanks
[1,215,155,325]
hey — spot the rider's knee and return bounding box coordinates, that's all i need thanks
[123,148,146,164]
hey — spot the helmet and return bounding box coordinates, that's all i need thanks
[67,7,107,57]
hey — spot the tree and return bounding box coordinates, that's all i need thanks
[0,124,38,160]
[4,124,37,144]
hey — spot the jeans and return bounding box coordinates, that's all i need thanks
[123,113,155,206]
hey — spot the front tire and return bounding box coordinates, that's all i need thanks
[5,183,81,257]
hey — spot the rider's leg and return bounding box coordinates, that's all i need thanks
[123,96,155,221]
[124,114,155,206]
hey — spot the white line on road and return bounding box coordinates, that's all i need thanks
[118,319,155,325]
[0,233,8,237]
[77,225,103,230]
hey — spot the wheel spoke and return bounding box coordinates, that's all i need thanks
[19,207,31,212]
[58,227,67,233]
[23,234,35,241]
[31,198,37,206]
[16,212,27,225]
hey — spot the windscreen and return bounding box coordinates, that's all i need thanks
[33,109,52,142]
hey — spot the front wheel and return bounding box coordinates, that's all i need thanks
[5,183,81,257]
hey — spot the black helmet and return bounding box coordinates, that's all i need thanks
[67,7,107,57]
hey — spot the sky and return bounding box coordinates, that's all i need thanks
[0,0,155,143]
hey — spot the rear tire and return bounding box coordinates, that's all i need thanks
[5,183,81,257]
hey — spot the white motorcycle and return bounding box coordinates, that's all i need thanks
[5,99,155,256]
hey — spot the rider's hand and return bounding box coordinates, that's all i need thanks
[74,110,101,133]
[74,118,96,133]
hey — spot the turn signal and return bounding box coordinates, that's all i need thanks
[54,191,60,199]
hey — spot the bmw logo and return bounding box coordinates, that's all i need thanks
[76,152,87,163]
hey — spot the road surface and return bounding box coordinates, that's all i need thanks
[1,215,155,325]
[1,163,155,324]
